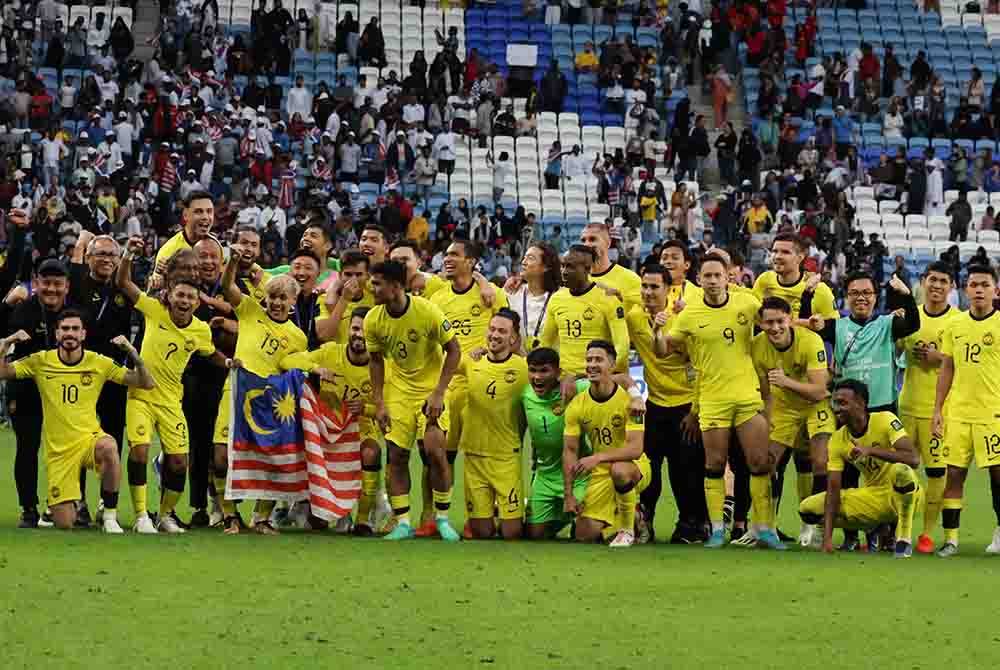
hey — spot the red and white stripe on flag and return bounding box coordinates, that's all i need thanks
[299,382,363,522]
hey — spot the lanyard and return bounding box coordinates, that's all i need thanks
[522,288,552,346]
[294,295,316,338]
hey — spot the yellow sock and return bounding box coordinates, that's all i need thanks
[390,494,411,526]
[215,474,236,516]
[892,465,919,543]
[942,497,963,546]
[432,488,452,520]
[356,469,379,525]
[704,474,726,526]
[750,473,774,528]
[420,467,433,523]
[254,500,276,522]
[616,487,637,532]
[159,488,182,518]
[796,472,813,503]
[129,484,147,518]
[922,473,946,536]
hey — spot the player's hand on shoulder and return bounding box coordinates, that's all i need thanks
[503,274,523,294]
[410,272,428,294]
[4,284,28,306]
[628,395,645,419]
[560,374,579,406]
[804,272,822,292]
[672,298,686,314]
[468,346,487,361]
[598,282,622,301]
[807,314,825,332]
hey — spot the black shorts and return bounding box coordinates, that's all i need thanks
[438,159,455,175]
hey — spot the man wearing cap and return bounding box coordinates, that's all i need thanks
[339,132,362,183]
[1,256,72,527]
[72,155,96,190]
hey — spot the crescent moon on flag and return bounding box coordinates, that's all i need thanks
[243,388,276,436]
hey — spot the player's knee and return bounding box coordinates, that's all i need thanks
[165,454,187,474]
[794,454,812,473]
[890,463,916,489]
[705,467,725,480]
[574,524,602,543]
[610,461,639,490]
[95,438,118,463]
[446,450,458,465]
[128,443,150,463]
[360,441,381,467]
[798,495,824,521]
[926,467,946,479]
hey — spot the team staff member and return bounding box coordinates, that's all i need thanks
[1,258,72,528]
[0,310,156,532]
[896,262,961,554]
[504,242,561,351]
[287,249,325,349]
[932,264,1000,557]
[152,190,215,288]
[580,222,642,309]
[626,263,704,544]
[68,231,134,522]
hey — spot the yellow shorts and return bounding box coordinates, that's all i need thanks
[45,432,109,506]
[444,381,468,453]
[901,414,943,469]
[383,392,450,451]
[942,420,1000,469]
[358,417,382,445]
[799,484,924,530]
[213,385,232,445]
[463,453,523,520]
[699,399,764,432]
[580,454,652,527]
[771,401,835,449]
[127,397,189,454]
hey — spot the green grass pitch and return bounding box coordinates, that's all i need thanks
[2,427,999,669]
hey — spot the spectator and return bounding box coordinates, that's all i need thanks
[575,41,599,74]
[946,191,972,242]
[413,145,437,206]
[358,18,386,68]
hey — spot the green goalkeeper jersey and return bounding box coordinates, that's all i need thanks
[522,380,592,478]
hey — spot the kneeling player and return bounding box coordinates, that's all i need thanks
[563,340,650,548]
[522,348,591,539]
[0,313,156,531]
[799,380,920,558]
[282,306,385,535]
[118,239,218,534]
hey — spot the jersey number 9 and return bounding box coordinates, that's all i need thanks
[260,334,281,356]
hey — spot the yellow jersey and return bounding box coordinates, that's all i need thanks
[940,309,1000,424]
[591,262,642,311]
[457,353,529,459]
[626,304,694,408]
[318,288,376,344]
[14,350,128,453]
[237,272,273,305]
[898,305,963,419]
[232,296,308,380]
[154,229,197,266]
[281,343,374,416]
[130,293,215,407]
[752,270,839,320]
[540,283,630,375]
[669,291,762,406]
[415,273,448,299]
[827,411,908,488]
[751,326,828,416]
[364,294,455,396]
[429,279,509,355]
[564,384,644,476]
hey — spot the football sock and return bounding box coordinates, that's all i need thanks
[616,488,637,532]
[159,467,186,518]
[127,458,147,517]
[253,500,276,523]
[432,488,452,521]
[390,494,411,526]
[421,467,434,523]
[704,470,726,530]
[922,468,946,536]
[357,467,379,525]
[215,474,236,516]
[100,490,119,518]
[942,497,962,546]
[892,465,918,542]
[796,472,813,503]
[811,473,828,496]
[749,473,774,529]
[991,476,1000,525]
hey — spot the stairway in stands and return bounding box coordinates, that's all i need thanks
[131,0,161,62]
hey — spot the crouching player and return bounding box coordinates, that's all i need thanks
[799,380,921,558]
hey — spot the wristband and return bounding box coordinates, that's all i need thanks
[627,386,642,399]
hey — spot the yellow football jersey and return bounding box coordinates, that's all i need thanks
[318,289,376,344]
[626,304,694,408]
[130,293,215,407]
[752,271,839,319]
[232,296,309,380]
[364,294,455,396]
[237,272,273,305]
[429,280,510,354]
[457,353,529,459]
[669,291,762,406]
[827,411,908,488]
[282,343,374,414]
[751,326,828,416]
[898,306,963,419]
[940,309,1000,424]
[591,263,642,310]
[154,229,195,266]
[416,273,448,299]
[14,350,128,454]
[564,384,644,475]
[540,283,630,375]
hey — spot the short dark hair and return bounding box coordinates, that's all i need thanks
[641,263,670,284]
[494,307,521,332]
[772,232,805,252]
[924,261,953,279]
[56,307,86,327]
[370,260,407,285]
[832,378,869,406]
[362,223,389,240]
[967,263,998,281]
[452,238,482,261]
[235,225,260,239]
[183,190,213,208]
[661,239,691,262]
[527,347,560,368]
[304,220,333,242]
[568,244,597,262]
[391,239,421,256]
[350,306,371,321]
[170,278,201,294]
[844,271,876,293]
[587,339,617,362]
[289,248,322,267]
[341,249,370,269]
[701,252,730,270]
[760,296,792,315]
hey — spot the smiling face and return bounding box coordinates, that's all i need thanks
[528,361,559,396]
[264,284,295,321]
[831,387,864,428]
[521,245,545,278]
[443,242,474,280]
[659,246,690,284]
[347,314,367,356]
[486,314,517,357]
[922,270,952,306]
[300,225,331,260]
[194,239,223,284]
[183,197,214,240]
[290,255,320,293]
[359,229,387,262]
[584,346,613,383]
[760,307,792,347]
[845,276,877,319]
[87,237,119,282]
[56,316,85,353]
[167,282,200,324]
[34,275,69,311]
[235,230,261,270]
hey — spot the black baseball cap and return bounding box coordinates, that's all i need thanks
[37,258,69,277]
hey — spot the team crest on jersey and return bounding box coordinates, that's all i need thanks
[407,328,420,343]
[50,486,60,499]
[115,294,126,307]
[470,304,482,317]
[184,339,195,352]
[362,381,373,394]
[504,369,517,383]
[137,425,146,436]
[611,415,624,428]
[737,313,748,325]
[582,307,595,321]
[80,373,93,387]
[984,332,994,346]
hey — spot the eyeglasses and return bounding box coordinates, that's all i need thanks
[847,290,876,299]
[89,251,117,258]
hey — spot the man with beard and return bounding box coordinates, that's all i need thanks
[151,191,214,289]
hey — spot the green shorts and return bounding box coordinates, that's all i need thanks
[526,470,589,530]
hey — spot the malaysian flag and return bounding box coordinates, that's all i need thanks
[227,368,361,522]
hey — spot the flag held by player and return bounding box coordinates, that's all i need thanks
[227,368,362,522]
